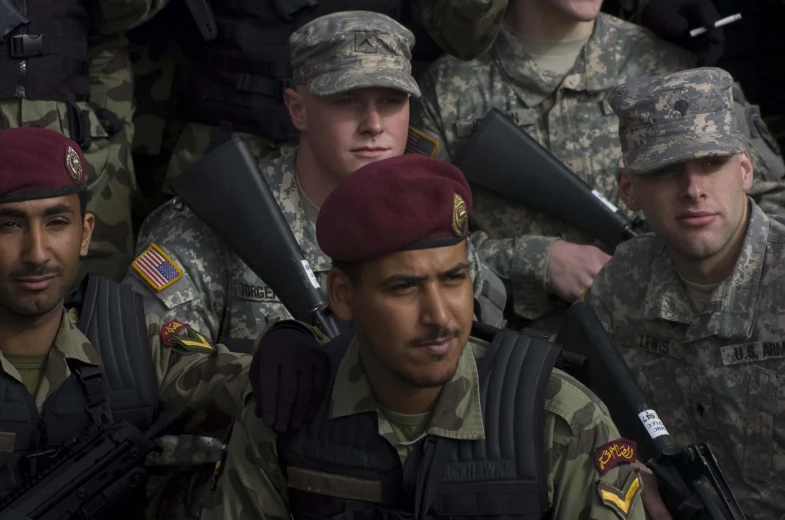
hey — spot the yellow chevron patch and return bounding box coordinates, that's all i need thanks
[597,473,642,519]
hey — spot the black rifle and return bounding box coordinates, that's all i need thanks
[0,0,28,40]
[272,0,318,21]
[556,303,745,520]
[454,109,648,249]
[170,137,340,340]
[0,411,179,520]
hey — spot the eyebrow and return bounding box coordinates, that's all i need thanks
[0,203,75,219]
[383,262,470,285]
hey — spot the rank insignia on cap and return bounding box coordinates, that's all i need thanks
[161,320,216,355]
[597,473,642,520]
[65,146,82,181]
[132,244,183,292]
[406,127,439,158]
[594,439,636,475]
[451,193,468,237]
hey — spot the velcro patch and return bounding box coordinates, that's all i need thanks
[132,244,182,292]
[161,319,189,347]
[406,127,439,158]
[594,439,636,475]
[0,432,15,452]
[164,323,216,355]
[598,473,642,520]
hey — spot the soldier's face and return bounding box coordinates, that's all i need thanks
[0,195,93,319]
[329,242,475,391]
[290,87,410,179]
[532,0,603,22]
[618,153,753,264]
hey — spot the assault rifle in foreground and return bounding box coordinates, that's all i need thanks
[170,137,341,346]
[557,303,745,520]
[0,0,29,39]
[455,109,648,249]
[0,411,179,520]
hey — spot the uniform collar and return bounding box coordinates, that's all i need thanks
[638,198,768,342]
[260,149,332,272]
[0,309,101,410]
[330,337,485,443]
[492,14,620,107]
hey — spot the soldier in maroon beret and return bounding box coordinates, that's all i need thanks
[205,154,645,520]
[0,127,284,515]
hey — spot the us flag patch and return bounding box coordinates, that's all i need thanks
[132,244,182,292]
[405,127,439,158]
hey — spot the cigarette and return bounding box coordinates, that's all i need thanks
[690,13,742,37]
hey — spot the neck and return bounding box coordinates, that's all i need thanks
[360,353,442,416]
[295,143,341,208]
[673,201,751,285]
[507,1,596,41]
[0,303,63,355]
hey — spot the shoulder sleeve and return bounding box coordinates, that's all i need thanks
[543,370,646,520]
[125,203,230,342]
[147,313,251,438]
[417,0,508,60]
[200,385,290,520]
[409,65,452,162]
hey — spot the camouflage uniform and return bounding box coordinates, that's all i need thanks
[199,335,646,520]
[588,201,785,518]
[418,0,508,60]
[124,151,508,343]
[410,13,785,335]
[585,67,785,519]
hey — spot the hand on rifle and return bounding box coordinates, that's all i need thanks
[548,240,611,303]
[633,461,674,520]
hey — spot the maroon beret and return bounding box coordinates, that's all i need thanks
[0,127,87,203]
[317,155,472,263]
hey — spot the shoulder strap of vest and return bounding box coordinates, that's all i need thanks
[75,275,159,428]
[474,323,561,516]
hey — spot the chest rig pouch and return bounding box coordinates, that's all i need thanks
[277,322,561,519]
[0,275,158,494]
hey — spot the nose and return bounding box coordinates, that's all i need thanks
[359,106,383,137]
[681,168,707,201]
[21,225,51,266]
[420,284,450,329]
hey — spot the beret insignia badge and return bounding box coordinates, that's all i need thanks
[65,146,82,182]
[451,193,468,237]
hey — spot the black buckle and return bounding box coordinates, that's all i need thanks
[21,448,59,477]
[10,34,46,58]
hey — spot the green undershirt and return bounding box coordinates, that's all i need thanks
[379,406,433,464]
[4,351,50,395]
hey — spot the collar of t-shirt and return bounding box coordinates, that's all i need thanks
[506,28,590,76]
[679,274,724,313]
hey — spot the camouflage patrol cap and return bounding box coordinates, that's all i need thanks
[610,67,745,174]
[289,11,420,97]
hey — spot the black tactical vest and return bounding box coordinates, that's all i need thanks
[0,275,158,495]
[0,0,90,101]
[181,0,406,143]
[277,323,561,519]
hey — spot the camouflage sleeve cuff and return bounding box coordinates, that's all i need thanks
[255,319,329,351]
[470,231,560,320]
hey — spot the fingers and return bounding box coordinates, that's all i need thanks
[306,352,329,421]
[273,363,298,434]
[257,360,281,428]
[287,364,314,432]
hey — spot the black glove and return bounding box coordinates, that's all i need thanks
[250,321,329,434]
[641,0,725,66]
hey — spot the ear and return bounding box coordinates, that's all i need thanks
[284,87,307,132]
[327,268,354,322]
[80,212,95,257]
[616,167,641,212]
[740,151,754,192]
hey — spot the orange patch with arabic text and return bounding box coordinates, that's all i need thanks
[594,439,636,475]
[161,319,189,347]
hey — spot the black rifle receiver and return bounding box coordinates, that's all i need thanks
[170,137,340,339]
[455,109,645,249]
[556,303,746,520]
[0,0,29,39]
[0,411,179,519]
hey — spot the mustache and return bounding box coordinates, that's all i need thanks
[409,328,460,347]
[11,265,63,279]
